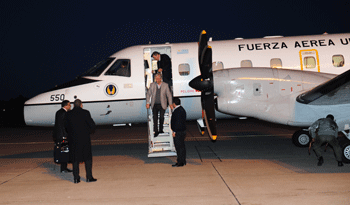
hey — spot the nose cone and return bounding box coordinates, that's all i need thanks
[189,76,213,92]
[24,94,58,126]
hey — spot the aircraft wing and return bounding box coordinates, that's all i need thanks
[297,69,350,105]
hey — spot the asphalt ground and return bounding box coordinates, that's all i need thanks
[0,119,349,204]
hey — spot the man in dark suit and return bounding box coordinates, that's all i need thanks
[151,51,172,87]
[65,99,97,183]
[170,97,187,167]
[53,100,72,173]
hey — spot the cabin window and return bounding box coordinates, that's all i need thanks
[213,61,224,71]
[178,63,190,76]
[270,58,282,68]
[303,57,316,69]
[82,58,115,77]
[105,59,131,77]
[241,60,252,67]
[332,55,345,67]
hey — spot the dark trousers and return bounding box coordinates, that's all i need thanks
[73,160,93,180]
[60,162,67,171]
[174,131,186,164]
[152,104,165,133]
[312,135,342,161]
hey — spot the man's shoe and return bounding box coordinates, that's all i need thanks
[338,161,344,167]
[176,163,185,167]
[159,130,164,134]
[86,178,97,182]
[317,157,324,166]
[154,132,159,137]
[172,163,178,167]
[61,169,73,173]
[74,178,80,184]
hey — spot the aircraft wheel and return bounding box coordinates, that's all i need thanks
[292,130,311,147]
[340,140,350,164]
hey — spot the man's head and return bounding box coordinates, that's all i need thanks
[155,73,162,84]
[173,97,181,106]
[326,114,334,120]
[74,99,83,108]
[61,100,71,111]
[151,51,160,61]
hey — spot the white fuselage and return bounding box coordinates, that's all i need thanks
[24,33,350,126]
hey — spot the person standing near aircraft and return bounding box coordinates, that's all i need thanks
[65,99,97,183]
[171,97,187,167]
[53,100,72,173]
[151,51,172,88]
[309,114,343,167]
[146,73,173,137]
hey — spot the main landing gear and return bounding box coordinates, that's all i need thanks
[292,129,350,163]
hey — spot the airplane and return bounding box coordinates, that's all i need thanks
[24,30,350,161]
[190,31,350,163]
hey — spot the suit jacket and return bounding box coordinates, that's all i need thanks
[146,82,173,110]
[65,107,96,162]
[53,108,68,142]
[158,54,172,84]
[171,106,186,132]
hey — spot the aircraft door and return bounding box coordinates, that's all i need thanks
[299,49,320,72]
[143,47,172,89]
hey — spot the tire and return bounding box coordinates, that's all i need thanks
[340,140,350,164]
[292,130,311,147]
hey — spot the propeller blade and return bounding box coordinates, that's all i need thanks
[202,92,217,140]
[198,30,208,62]
[199,46,212,79]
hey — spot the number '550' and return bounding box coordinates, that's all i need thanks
[50,94,65,101]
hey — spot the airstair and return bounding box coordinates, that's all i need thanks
[147,108,177,157]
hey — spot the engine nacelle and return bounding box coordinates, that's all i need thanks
[213,67,334,126]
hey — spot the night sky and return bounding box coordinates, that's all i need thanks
[1,1,349,101]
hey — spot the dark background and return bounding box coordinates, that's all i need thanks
[1,1,349,126]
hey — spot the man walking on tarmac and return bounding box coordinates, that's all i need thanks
[309,114,343,167]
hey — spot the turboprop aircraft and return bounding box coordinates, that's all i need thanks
[24,30,350,160]
[190,31,350,163]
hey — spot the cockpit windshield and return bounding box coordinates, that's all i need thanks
[81,58,115,77]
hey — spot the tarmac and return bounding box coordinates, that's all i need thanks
[0,119,349,205]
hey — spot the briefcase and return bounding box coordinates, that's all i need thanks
[54,140,69,163]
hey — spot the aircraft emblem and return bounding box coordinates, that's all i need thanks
[105,83,118,96]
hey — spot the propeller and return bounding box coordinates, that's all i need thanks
[189,30,217,140]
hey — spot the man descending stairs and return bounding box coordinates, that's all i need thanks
[145,73,176,157]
